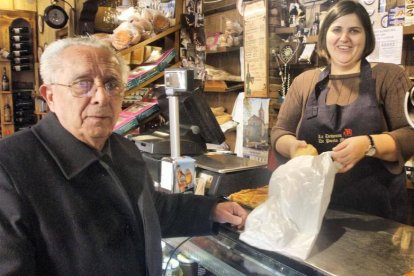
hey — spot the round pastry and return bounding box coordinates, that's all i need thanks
[153,13,170,34]
[131,18,153,40]
[141,8,154,22]
[292,144,318,158]
[111,29,133,50]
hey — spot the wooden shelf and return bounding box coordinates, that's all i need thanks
[404,25,414,35]
[117,1,183,96]
[275,25,414,47]
[125,61,181,96]
[206,46,241,54]
[117,25,181,56]
[275,27,297,35]
[306,35,318,44]
[203,0,237,15]
[0,10,37,136]
[204,80,243,93]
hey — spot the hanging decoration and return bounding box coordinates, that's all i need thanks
[272,42,300,101]
[181,0,206,80]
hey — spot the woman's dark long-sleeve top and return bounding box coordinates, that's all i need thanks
[0,113,218,275]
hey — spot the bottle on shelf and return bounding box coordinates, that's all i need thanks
[12,64,31,71]
[11,35,30,42]
[15,109,33,117]
[15,116,36,124]
[2,67,10,91]
[14,100,34,110]
[12,42,31,50]
[4,102,12,123]
[13,57,31,64]
[12,49,30,57]
[11,27,29,34]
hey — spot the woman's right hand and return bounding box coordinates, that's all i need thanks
[275,135,309,159]
[289,140,309,158]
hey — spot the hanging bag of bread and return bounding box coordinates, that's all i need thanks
[111,22,141,50]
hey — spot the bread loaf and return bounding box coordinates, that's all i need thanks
[215,114,232,125]
[131,18,153,40]
[211,106,225,116]
[111,30,133,50]
[228,186,268,208]
[292,144,318,158]
[153,13,170,33]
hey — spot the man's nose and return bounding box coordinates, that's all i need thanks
[91,85,111,102]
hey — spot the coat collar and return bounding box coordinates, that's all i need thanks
[31,113,111,180]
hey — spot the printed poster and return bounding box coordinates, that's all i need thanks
[243,0,268,97]
[241,97,270,164]
[366,26,403,64]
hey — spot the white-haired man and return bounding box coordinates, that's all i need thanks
[0,37,247,275]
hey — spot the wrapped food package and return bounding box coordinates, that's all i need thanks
[152,12,170,33]
[130,16,154,40]
[111,29,133,50]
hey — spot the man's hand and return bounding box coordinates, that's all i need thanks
[212,202,247,229]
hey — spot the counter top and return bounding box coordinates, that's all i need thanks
[165,209,414,275]
[306,209,413,275]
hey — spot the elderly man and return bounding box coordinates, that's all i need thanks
[0,37,247,275]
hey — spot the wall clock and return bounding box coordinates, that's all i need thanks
[44,5,69,29]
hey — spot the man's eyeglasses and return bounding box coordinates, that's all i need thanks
[50,79,125,98]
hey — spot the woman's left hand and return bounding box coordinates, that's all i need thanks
[331,136,369,173]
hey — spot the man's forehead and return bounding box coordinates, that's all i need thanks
[59,45,121,71]
[61,45,118,64]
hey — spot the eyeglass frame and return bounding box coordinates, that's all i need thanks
[49,79,126,98]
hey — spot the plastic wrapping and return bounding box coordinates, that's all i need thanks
[239,152,339,260]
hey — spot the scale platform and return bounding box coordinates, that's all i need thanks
[193,154,270,197]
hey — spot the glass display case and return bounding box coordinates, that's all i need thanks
[164,209,414,276]
[164,226,321,275]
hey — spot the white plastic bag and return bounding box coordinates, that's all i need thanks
[239,152,339,260]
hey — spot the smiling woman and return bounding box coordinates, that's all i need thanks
[271,0,414,223]
[325,13,366,74]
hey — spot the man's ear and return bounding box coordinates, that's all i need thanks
[39,84,55,112]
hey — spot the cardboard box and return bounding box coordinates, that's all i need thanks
[113,101,159,135]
